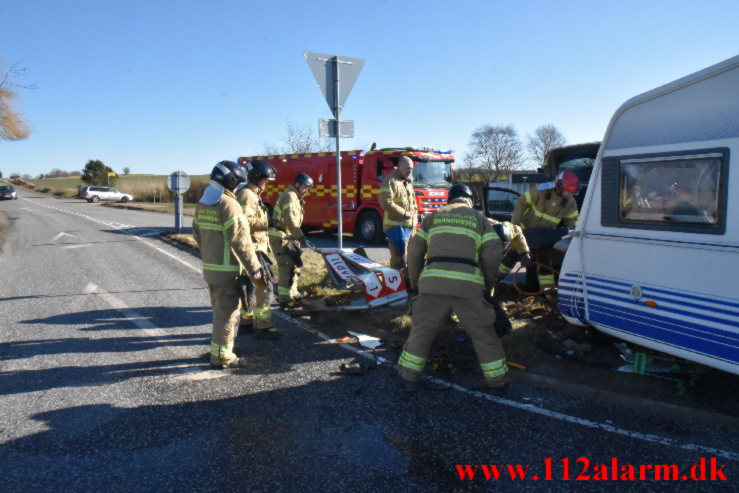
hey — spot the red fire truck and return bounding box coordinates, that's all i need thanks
[237,147,454,243]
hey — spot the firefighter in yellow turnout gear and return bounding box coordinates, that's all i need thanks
[499,170,579,292]
[268,173,313,307]
[399,184,508,391]
[379,155,417,270]
[192,161,262,368]
[236,159,280,339]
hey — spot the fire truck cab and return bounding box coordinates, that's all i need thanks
[238,147,454,243]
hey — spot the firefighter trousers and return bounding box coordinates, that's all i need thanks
[386,239,407,271]
[497,250,556,292]
[208,278,241,366]
[240,277,273,330]
[398,293,508,388]
[269,238,301,303]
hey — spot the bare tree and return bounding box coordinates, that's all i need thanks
[262,122,332,155]
[463,124,524,182]
[527,124,566,168]
[0,61,34,141]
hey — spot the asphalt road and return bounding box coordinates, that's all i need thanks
[1,189,737,492]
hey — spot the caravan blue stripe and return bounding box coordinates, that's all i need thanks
[557,289,739,348]
[566,283,739,329]
[559,278,739,319]
[562,272,739,311]
[587,304,738,365]
[583,298,739,345]
[557,291,739,365]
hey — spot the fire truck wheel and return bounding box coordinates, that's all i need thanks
[355,210,383,243]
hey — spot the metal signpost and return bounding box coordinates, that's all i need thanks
[167,171,190,233]
[304,51,364,249]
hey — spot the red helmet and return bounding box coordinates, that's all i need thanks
[554,170,579,195]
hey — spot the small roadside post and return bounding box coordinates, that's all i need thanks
[304,51,364,249]
[107,171,116,202]
[167,171,190,233]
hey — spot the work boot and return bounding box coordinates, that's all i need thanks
[210,356,248,369]
[237,321,255,336]
[254,327,282,340]
[486,383,510,397]
[400,378,421,394]
[279,299,301,310]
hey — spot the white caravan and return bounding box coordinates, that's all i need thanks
[558,55,739,376]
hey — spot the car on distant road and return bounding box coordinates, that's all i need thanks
[0,185,18,200]
[80,186,133,203]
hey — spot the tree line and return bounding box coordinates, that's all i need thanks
[459,123,566,183]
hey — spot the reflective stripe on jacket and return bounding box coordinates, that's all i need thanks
[268,185,305,241]
[237,183,270,253]
[192,190,260,285]
[379,169,417,231]
[407,198,503,296]
[511,188,579,229]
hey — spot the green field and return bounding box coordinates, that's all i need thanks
[26,174,210,202]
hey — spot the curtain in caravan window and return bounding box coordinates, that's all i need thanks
[619,155,721,225]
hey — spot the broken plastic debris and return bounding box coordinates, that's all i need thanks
[346,330,383,349]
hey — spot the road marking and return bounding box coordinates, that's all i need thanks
[36,201,738,460]
[83,282,223,382]
[36,202,200,272]
[51,232,75,241]
[274,310,739,462]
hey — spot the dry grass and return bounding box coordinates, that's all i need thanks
[101,202,196,216]
[163,233,199,250]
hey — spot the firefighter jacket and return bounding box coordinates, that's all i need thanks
[268,185,305,241]
[193,190,260,285]
[237,183,270,253]
[407,198,504,297]
[379,169,417,231]
[511,187,579,229]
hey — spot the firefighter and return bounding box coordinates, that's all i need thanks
[268,172,313,307]
[192,160,262,368]
[379,155,417,270]
[236,159,281,339]
[498,170,579,292]
[399,183,508,393]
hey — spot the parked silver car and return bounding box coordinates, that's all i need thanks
[81,186,133,203]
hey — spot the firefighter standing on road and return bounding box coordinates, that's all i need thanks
[236,159,281,340]
[379,155,417,270]
[498,170,579,292]
[399,183,508,392]
[268,173,313,307]
[193,161,262,368]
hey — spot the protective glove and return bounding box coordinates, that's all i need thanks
[521,253,534,268]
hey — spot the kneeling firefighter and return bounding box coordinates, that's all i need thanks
[236,159,281,339]
[193,160,262,368]
[399,183,509,392]
[268,173,313,307]
[498,170,579,293]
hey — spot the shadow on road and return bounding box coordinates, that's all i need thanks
[0,378,442,492]
[20,305,212,331]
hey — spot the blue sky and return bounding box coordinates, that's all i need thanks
[2,0,738,177]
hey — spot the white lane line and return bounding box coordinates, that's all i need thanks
[36,202,200,272]
[83,282,223,381]
[273,310,739,463]
[41,202,738,460]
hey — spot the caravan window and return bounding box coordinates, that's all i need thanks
[618,152,724,229]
